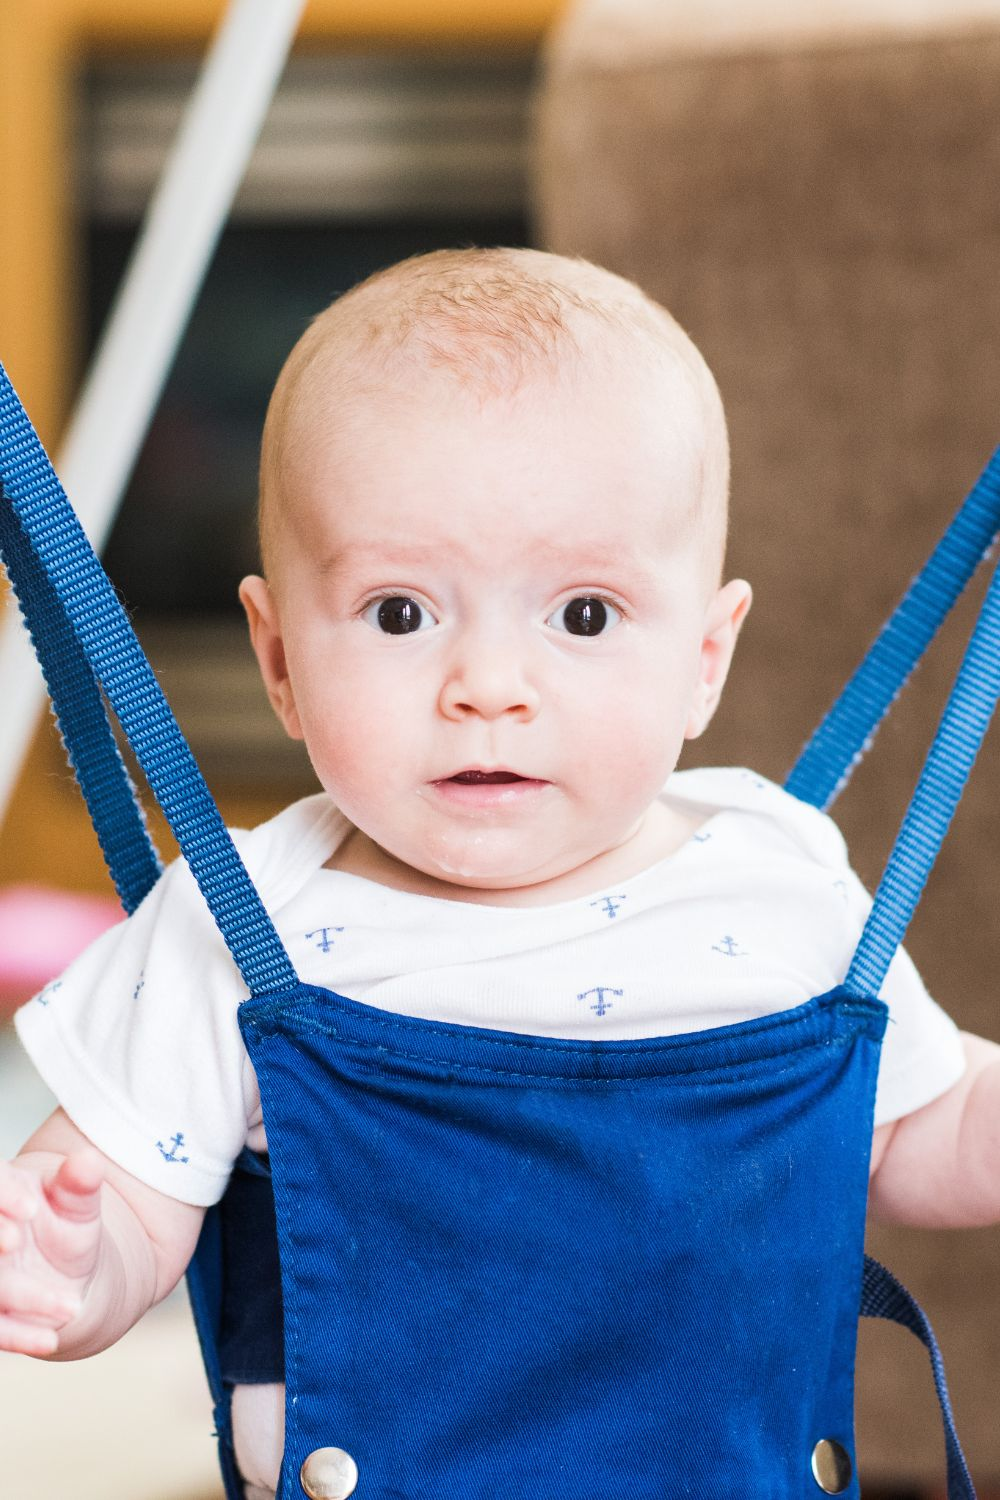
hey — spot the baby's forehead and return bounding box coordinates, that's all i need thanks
[288,367,707,573]
[287,336,705,501]
[261,254,728,582]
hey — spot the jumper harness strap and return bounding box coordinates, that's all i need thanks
[787,447,1000,813]
[0,359,294,996]
[786,448,1000,1000]
[0,361,992,1498]
[862,1259,976,1499]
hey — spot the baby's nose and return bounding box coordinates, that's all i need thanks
[438,641,540,722]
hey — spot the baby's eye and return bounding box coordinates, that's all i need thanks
[362,595,438,635]
[547,596,621,637]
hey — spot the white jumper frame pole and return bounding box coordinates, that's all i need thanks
[0,0,306,827]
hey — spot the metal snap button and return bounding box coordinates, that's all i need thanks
[300,1446,359,1499]
[811,1438,852,1493]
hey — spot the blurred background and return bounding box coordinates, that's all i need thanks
[2,0,1000,1495]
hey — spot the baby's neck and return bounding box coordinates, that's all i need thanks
[326,798,708,907]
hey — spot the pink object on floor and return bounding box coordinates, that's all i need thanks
[0,883,123,1019]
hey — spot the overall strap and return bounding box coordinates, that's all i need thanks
[786,448,1000,811]
[0,360,296,998]
[845,529,1000,996]
[861,1257,975,1500]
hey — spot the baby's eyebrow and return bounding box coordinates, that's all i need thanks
[317,537,666,595]
[317,540,442,578]
[502,540,668,595]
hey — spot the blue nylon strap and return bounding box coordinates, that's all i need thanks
[846,544,1000,996]
[861,1256,976,1500]
[0,488,161,913]
[786,447,1000,812]
[0,360,296,997]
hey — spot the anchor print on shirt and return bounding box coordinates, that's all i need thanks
[711,935,748,959]
[306,926,345,953]
[577,985,623,1017]
[590,895,627,920]
[156,1132,190,1165]
[35,980,62,1007]
[738,770,767,791]
[132,971,145,1002]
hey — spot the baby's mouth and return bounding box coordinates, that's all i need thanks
[430,768,549,804]
[447,770,526,784]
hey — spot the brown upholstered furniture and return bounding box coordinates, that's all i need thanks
[535,2,1000,1486]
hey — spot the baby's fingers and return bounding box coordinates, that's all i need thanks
[0,1312,59,1357]
[29,1152,105,1282]
[0,1265,82,1357]
[43,1150,104,1224]
[0,1266,82,1326]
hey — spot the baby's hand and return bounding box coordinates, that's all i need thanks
[0,1151,104,1355]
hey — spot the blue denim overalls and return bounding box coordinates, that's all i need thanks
[1,361,997,1499]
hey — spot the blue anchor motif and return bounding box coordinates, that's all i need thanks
[306,926,345,953]
[35,980,63,1007]
[590,895,627,921]
[156,1132,190,1165]
[132,971,145,1001]
[832,878,849,904]
[577,985,623,1017]
[739,771,766,791]
[692,830,713,844]
[712,935,747,959]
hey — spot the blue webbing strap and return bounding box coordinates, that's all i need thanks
[0,490,161,913]
[845,539,1000,997]
[786,447,1000,812]
[861,1257,976,1500]
[0,360,296,997]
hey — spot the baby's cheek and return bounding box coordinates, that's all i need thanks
[295,668,390,792]
[306,719,386,805]
[586,676,683,788]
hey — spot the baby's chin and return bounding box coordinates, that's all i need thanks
[400,834,621,907]
[414,851,574,896]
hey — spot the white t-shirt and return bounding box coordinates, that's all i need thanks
[16,766,965,1210]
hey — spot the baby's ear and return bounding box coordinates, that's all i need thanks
[238,575,304,741]
[684,579,752,741]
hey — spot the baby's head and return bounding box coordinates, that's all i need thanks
[241,248,751,899]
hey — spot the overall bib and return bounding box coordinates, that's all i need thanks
[1,361,997,1499]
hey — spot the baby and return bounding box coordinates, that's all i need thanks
[2,247,1000,1498]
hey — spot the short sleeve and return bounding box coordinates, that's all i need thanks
[838,871,966,1127]
[14,856,257,1206]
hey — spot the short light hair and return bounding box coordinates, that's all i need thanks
[258,247,729,582]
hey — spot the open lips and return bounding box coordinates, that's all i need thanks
[447,770,527,784]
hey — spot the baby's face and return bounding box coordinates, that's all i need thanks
[244,357,748,896]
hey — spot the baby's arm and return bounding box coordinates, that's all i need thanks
[0,1107,205,1359]
[869,1032,1000,1228]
